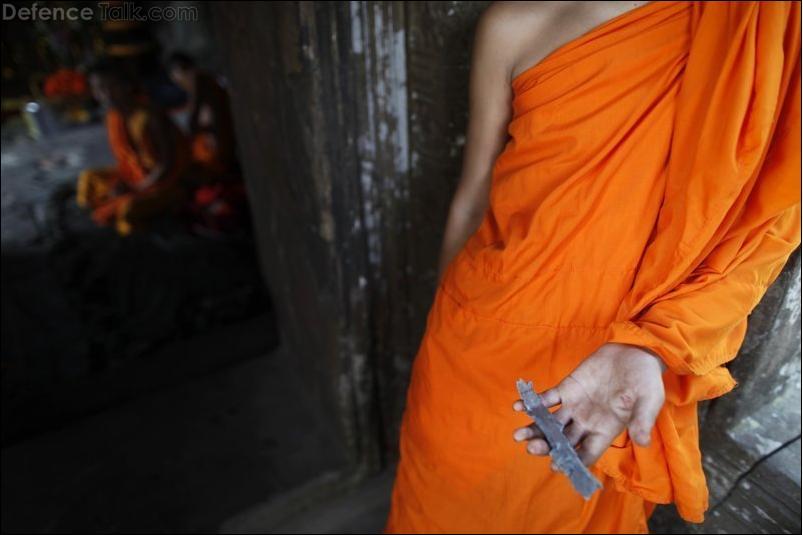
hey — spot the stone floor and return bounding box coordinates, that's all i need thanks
[1,120,113,248]
[0,348,348,533]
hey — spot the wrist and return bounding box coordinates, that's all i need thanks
[609,342,667,373]
[634,346,667,373]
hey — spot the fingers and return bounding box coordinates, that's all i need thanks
[513,423,550,456]
[627,391,664,447]
[511,386,567,458]
[563,421,586,447]
[512,386,561,412]
[513,397,551,457]
[512,387,561,412]
[527,438,549,455]
[513,423,544,442]
[553,406,572,430]
[516,403,570,433]
[576,433,611,467]
[540,388,561,408]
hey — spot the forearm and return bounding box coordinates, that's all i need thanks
[434,2,516,282]
[437,198,486,281]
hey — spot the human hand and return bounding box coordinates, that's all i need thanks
[512,343,666,467]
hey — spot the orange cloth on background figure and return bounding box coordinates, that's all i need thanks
[184,72,249,233]
[385,2,801,533]
[77,106,190,235]
[188,72,238,181]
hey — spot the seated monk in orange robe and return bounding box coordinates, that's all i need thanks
[168,52,247,233]
[77,61,190,236]
[168,52,238,180]
[385,1,800,533]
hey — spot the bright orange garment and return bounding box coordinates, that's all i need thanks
[385,1,801,533]
[77,106,190,235]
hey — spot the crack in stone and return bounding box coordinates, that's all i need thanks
[709,433,802,514]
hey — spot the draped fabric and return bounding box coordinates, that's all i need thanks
[78,107,191,235]
[385,1,801,532]
[106,109,148,187]
[106,107,191,188]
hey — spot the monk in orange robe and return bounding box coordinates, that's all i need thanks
[385,1,800,533]
[77,61,190,236]
[168,52,246,231]
[168,52,238,179]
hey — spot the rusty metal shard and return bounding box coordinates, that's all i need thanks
[516,379,603,500]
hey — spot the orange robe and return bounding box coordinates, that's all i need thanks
[77,106,190,235]
[188,72,238,180]
[385,1,801,533]
[185,72,248,231]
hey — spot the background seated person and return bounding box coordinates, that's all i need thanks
[77,59,190,236]
[168,52,247,233]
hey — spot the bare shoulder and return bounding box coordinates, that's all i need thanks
[481,2,651,80]
[476,1,556,43]
[474,2,563,77]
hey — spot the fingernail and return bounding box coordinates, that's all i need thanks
[514,428,530,441]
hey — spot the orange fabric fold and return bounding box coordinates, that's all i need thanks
[106,108,148,187]
[106,107,191,189]
[386,1,801,532]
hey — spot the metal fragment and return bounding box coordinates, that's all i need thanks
[516,378,603,500]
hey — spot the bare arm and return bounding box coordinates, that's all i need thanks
[436,5,517,281]
[137,112,176,191]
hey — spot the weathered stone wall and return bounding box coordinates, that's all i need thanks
[212,1,489,470]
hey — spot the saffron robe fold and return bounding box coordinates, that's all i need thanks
[385,1,801,532]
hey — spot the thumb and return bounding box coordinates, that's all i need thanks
[627,393,662,447]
